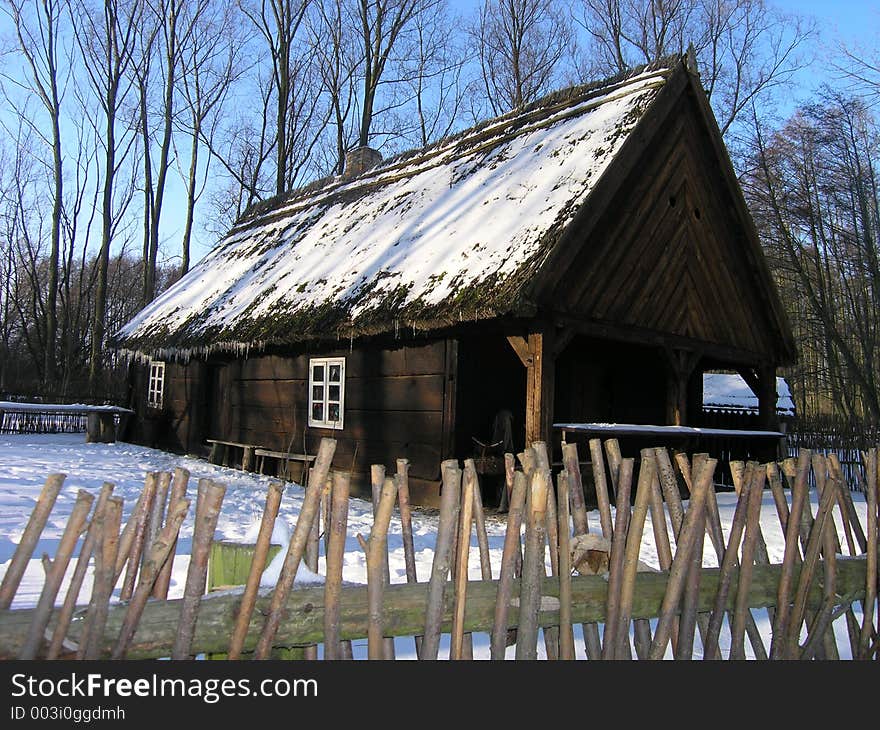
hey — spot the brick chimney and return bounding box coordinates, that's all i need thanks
[343,146,382,179]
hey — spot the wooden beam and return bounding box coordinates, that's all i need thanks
[737,367,761,398]
[506,335,532,367]
[4,556,867,659]
[551,313,773,369]
[758,365,778,430]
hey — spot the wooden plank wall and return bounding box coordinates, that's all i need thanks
[207,339,451,504]
[553,336,667,426]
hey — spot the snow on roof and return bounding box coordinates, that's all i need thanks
[702,373,795,416]
[113,61,677,359]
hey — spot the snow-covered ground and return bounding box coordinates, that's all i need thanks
[0,433,868,659]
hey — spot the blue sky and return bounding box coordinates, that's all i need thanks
[164,0,880,266]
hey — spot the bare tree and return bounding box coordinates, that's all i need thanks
[175,0,240,274]
[401,0,467,147]
[575,0,815,139]
[240,0,314,196]
[747,93,880,420]
[72,0,142,391]
[3,0,69,387]
[835,33,880,108]
[309,0,359,174]
[355,0,436,147]
[473,0,572,116]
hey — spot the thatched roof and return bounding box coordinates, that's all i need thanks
[114,60,681,360]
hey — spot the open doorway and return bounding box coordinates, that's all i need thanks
[454,334,526,508]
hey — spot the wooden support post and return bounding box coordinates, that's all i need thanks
[663,348,699,426]
[242,446,255,472]
[508,329,555,447]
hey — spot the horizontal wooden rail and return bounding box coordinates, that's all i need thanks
[0,556,868,660]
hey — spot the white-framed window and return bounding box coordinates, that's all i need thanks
[308,357,345,429]
[147,360,165,409]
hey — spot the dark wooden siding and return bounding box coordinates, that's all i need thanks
[554,336,666,426]
[124,359,207,454]
[204,339,451,503]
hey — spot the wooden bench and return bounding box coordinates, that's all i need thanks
[254,448,316,484]
[206,439,258,471]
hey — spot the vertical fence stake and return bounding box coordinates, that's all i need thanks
[367,477,397,660]
[323,471,350,661]
[450,469,475,660]
[0,473,66,609]
[770,449,811,659]
[859,449,878,658]
[46,483,115,659]
[617,451,655,660]
[254,438,335,660]
[602,458,633,660]
[420,460,461,660]
[490,471,526,660]
[557,470,575,660]
[18,489,94,659]
[227,482,285,660]
[173,479,226,659]
[153,467,190,600]
[648,458,716,660]
[80,497,123,659]
[112,498,190,659]
[516,468,549,660]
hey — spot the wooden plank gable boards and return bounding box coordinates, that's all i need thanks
[113,55,795,505]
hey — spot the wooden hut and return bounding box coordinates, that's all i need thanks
[112,56,795,506]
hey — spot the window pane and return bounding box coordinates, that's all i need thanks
[312,385,324,401]
[329,363,341,382]
[328,403,340,422]
[312,402,324,422]
[328,384,340,401]
[312,364,324,382]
